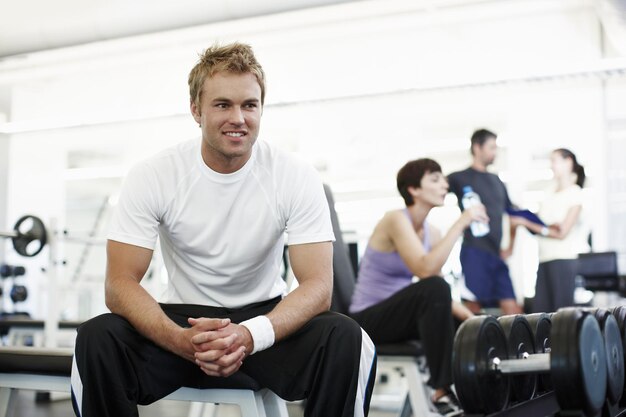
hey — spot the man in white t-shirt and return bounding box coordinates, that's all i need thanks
[70,42,376,417]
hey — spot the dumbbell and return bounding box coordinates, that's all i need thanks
[0,264,26,278]
[497,314,537,402]
[453,308,607,415]
[10,285,28,303]
[581,307,624,406]
[0,215,47,257]
[525,312,552,392]
[609,305,626,406]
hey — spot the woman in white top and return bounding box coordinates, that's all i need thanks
[514,148,589,312]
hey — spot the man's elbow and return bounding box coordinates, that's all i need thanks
[104,279,119,313]
[104,289,115,312]
[318,280,333,312]
[320,296,331,312]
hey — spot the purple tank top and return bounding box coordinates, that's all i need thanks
[349,210,431,313]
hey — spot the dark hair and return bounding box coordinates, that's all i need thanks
[470,128,497,155]
[397,158,442,206]
[554,148,585,187]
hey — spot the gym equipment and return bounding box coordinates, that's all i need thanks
[453,309,607,416]
[583,307,624,405]
[453,315,510,414]
[9,286,27,303]
[525,312,552,392]
[578,251,620,291]
[0,215,47,257]
[610,305,626,405]
[0,264,25,279]
[497,315,537,402]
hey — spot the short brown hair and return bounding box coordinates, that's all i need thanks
[397,158,442,206]
[188,42,266,108]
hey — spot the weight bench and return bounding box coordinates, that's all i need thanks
[0,346,288,417]
[0,318,82,347]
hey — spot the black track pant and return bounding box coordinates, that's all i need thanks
[71,298,377,417]
[350,276,454,390]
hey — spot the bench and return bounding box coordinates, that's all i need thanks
[0,346,288,417]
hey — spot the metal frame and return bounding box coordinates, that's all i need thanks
[0,373,288,417]
[377,355,441,417]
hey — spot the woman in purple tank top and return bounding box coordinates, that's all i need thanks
[349,158,488,416]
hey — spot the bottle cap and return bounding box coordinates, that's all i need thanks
[463,186,473,193]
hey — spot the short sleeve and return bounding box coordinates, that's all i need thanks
[107,162,161,249]
[284,163,335,246]
[502,180,515,211]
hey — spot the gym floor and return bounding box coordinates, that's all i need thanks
[12,390,398,417]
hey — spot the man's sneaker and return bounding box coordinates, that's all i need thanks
[432,391,463,416]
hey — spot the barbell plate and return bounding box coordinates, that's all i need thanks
[498,314,537,402]
[525,312,552,392]
[551,309,607,415]
[609,305,626,405]
[12,215,47,257]
[587,308,625,405]
[604,314,625,404]
[452,316,510,414]
[610,306,626,333]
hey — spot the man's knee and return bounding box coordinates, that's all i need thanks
[323,312,363,338]
[75,313,130,352]
[313,312,365,354]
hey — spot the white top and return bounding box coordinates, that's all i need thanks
[108,138,334,308]
[537,184,589,262]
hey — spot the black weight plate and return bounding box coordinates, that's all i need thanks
[602,314,624,404]
[526,312,552,392]
[609,306,626,404]
[610,306,626,333]
[498,315,537,402]
[586,308,625,404]
[583,307,610,326]
[12,215,47,257]
[551,309,607,415]
[453,316,510,414]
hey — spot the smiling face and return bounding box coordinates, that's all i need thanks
[191,71,262,173]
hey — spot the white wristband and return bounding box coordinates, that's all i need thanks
[240,315,275,355]
[540,226,549,237]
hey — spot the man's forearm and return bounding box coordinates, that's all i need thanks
[105,276,187,357]
[265,278,331,342]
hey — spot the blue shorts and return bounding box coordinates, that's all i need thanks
[460,246,516,307]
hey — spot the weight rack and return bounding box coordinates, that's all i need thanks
[465,391,626,417]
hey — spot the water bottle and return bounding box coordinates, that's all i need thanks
[461,186,490,237]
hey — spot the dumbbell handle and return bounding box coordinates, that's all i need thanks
[492,352,550,374]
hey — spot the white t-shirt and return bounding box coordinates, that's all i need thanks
[108,138,334,308]
[537,184,589,263]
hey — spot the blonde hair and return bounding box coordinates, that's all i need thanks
[188,42,266,108]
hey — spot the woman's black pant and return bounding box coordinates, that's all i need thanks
[350,276,454,390]
[71,298,377,417]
